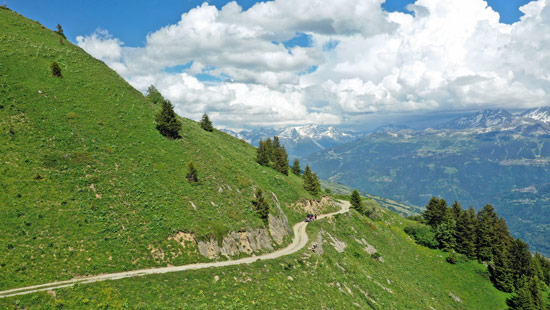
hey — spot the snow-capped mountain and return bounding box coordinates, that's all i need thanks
[223,125,363,158]
[434,109,514,130]
[520,107,550,124]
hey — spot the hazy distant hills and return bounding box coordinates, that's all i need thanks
[223,125,364,158]
[306,107,550,255]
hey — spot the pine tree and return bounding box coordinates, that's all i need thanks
[291,158,301,176]
[435,217,456,251]
[533,253,550,286]
[350,190,363,212]
[55,24,66,39]
[490,239,515,293]
[476,204,498,262]
[450,201,463,221]
[256,139,269,166]
[146,85,164,104]
[273,145,289,175]
[423,197,448,229]
[252,188,270,224]
[455,206,477,259]
[511,238,535,291]
[200,113,214,132]
[271,136,281,162]
[507,275,536,310]
[50,61,62,78]
[265,138,273,162]
[303,165,320,195]
[186,162,199,183]
[155,100,182,139]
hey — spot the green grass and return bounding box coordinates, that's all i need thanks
[0,7,321,290]
[1,208,510,309]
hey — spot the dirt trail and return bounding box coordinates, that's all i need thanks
[0,200,350,298]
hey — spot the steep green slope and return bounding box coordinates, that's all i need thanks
[0,7,319,290]
[1,207,511,309]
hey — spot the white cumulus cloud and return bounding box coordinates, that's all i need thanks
[77,0,550,129]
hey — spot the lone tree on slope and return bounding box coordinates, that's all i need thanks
[55,24,66,39]
[350,189,362,212]
[200,113,214,132]
[146,85,164,104]
[291,158,301,176]
[186,162,199,183]
[155,100,182,139]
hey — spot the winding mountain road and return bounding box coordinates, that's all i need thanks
[0,200,350,298]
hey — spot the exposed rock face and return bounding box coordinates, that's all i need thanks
[309,231,324,255]
[268,192,291,245]
[198,229,274,259]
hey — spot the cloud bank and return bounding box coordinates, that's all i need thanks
[76,0,550,129]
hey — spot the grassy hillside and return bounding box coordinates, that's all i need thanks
[0,7,320,290]
[1,206,512,309]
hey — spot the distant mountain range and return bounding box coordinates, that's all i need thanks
[223,125,364,158]
[305,107,550,256]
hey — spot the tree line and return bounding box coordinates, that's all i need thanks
[407,197,550,309]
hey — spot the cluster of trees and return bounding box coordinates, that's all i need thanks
[410,197,550,309]
[256,136,289,175]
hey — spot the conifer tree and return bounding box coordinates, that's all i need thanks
[155,100,182,139]
[476,204,498,262]
[55,24,66,39]
[291,158,301,176]
[455,206,477,259]
[511,238,535,290]
[256,139,269,166]
[200,113,214,132]
[146,85,164,104]
[265,138,273,162]
[507,275,536,310]
[186,162,199,183]
[252,188,269,224]
[450,201,463,221]
[51,61,62,77]
[490,220,515,293]
[303,165,320,195]
[271,136,281,162]
[533,253,550,286]
[273,145,289,175]
[423,197,448,229]
[434,213,456,251]
[350,190,362,212]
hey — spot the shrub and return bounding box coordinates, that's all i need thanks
[51,62,62,77]
[446,251,458,264]
[186,162,199,183]
[404,225,439,249]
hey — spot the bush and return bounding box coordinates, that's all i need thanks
[446,251,458,264]
[155,100,181,139]
[404,225,439,249]
[51,62,62,77]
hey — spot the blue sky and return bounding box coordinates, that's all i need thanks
[8,0,533,46]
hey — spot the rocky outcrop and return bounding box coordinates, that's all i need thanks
[198,229,274,259]
[268,193,291,245]
[309,231,324,255]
